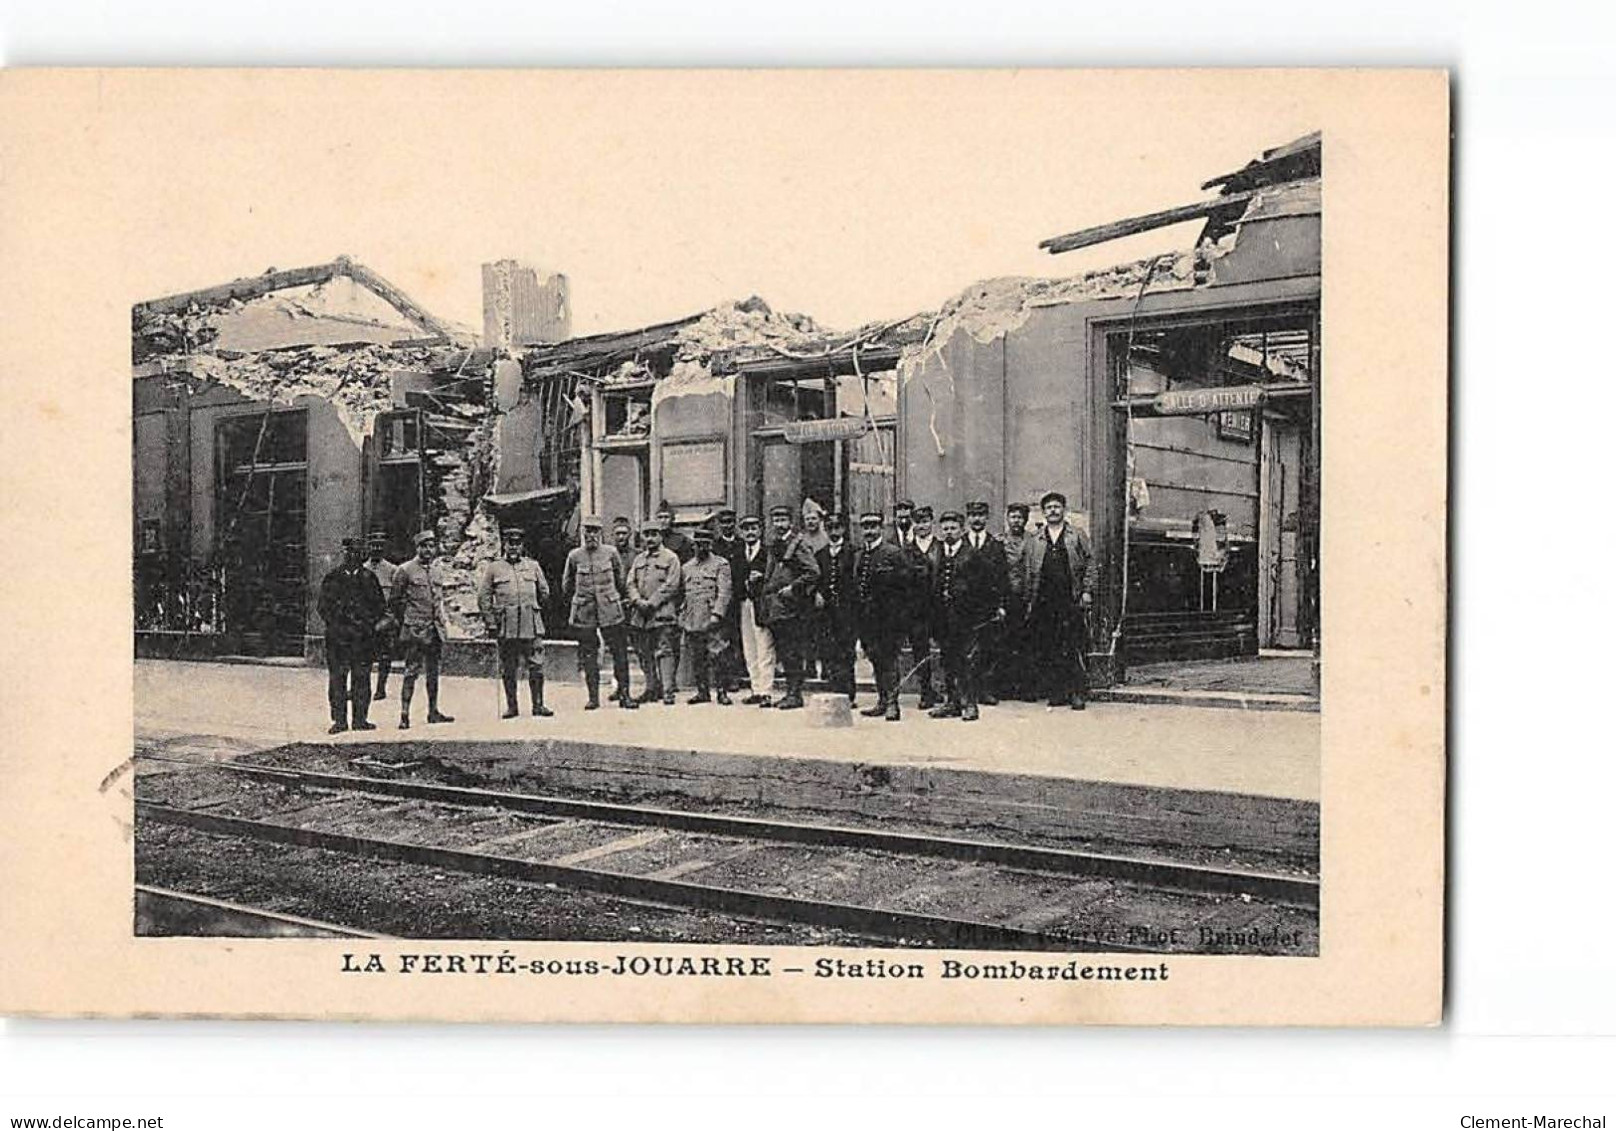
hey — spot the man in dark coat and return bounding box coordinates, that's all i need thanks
[756,504,821,710]
[317,537,386,734]
[1025,490,1099,710]
[854,510,917,721]
[930,510,1008,721]
[995,501,1033,700]
[812,512,859,704]
[963,499,1010,706]
[710,507,749,693]
[900,503,942,709]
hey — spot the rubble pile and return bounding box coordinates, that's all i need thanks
[427,404,503,639]
[673,296,822,359]
[179,344,438,446]
[903,251,1199,368]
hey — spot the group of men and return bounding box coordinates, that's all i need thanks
[317,491,1097,731]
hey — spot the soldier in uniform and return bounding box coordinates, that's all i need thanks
[930,509,1007,722]
[563,516,637,710]
[363,531,400,701]
[1026,490,1099,710]
[679,525,733,705]
[996,502,1033,700]
[963,500,1009,706]
[478,526,555,719]
[317,536,386,734]
[710,507,748,693]
[812,511,859,704]
[757,504,821,710]
[901,503,942,709]
[627,523,683,705]
[390,530,455,729]
[854,510,916,721]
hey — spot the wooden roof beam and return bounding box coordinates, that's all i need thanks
[1039,189,1258,256]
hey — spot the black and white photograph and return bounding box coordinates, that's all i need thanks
[130,113,1324,958]
[3,67,1448,1027]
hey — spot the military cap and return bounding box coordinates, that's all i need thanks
[913,504,934,519]
[826,511,849,529]
[500,526,525,539]
[341,536,362,550]
[938,510,965,525]
[1006,502,1030,517]
[715,507,737,520]
[1040,490,1068,508]
[366,530,388,545]
[611,515,633,529]
[580,515,603,529]
[858,510,885,523]
[655,499,674,516]
[692,525,715,542]
[413,530,437,546]
[738,514,763,528]
[768,504,793,518]
[965,500,990,515]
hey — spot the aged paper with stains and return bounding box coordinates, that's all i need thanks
[0,69,1447,1024]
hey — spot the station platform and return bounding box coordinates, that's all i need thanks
[135,659,1319,862]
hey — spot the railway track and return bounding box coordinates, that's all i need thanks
[134,754,1318,954]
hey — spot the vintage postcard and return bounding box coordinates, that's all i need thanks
[0,68,1448,1024]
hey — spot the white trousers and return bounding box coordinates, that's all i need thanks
[738,598,776,697]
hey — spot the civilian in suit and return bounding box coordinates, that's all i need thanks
[317,537,386,734]
[1025,490,1099,710]
[962,499,1009,706]
[929,510,1008,721]
[899,504,942,708]
[710,508,749,693]
[994,502,1033,700]
[812,512,859,704]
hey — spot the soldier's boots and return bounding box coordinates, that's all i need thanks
[687,687,712,705]
[659,659,678,706]
[427,708,455,724]
[530,677,554,718]
[960,704,980,722]
[860,700,888,717]
[884,700,902,722]
[583,671,601,710]
[617,686,639,710]
[928,702,962,719]
[715,689,732,706]
[502,674,521,718]
[776,692,804,710]
[328,720,348,735]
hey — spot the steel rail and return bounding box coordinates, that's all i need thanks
[135,883,386,939]
[138,753,1318,908]
[137,801,1173,954]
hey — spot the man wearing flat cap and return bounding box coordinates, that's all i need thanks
[478,526,554,719]
[564,516,637,710]
[996,502,1033,700]
[317,536,386,734]
[390,530,455,728]
[1026,490,1098,710]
